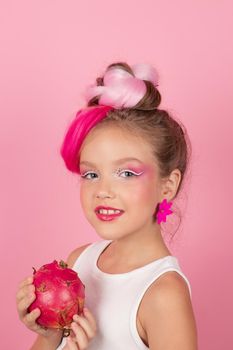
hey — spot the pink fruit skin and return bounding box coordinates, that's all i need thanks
[27,260,85,330]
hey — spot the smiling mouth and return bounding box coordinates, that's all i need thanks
[95,210,124,221]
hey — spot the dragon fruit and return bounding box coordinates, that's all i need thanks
[28,260,85,336]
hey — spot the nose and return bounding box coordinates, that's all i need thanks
[95,178,115,199]
[96,192,111,199]
[96,187,114,199]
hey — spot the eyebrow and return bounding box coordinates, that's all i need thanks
[79,157,144,166]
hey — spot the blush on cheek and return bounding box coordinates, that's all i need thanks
[129,184,153,215]
[130,165,159,200]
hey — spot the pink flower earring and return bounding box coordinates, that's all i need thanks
[156,198,173,224]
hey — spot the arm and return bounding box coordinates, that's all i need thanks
[29,332,63,350]
[142,272,198,350]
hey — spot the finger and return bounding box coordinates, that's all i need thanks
[22,308,48,336]
[23,308,52,336]
[66,336,78,350]
[73,314,96,339]
[71,322,88,349]
[23,308,40,327]
[81,308,97,332]
[17,292,36,319]
[18,276,34,289]
[16,284,35,302]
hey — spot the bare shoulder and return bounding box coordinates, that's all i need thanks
[141,271,198,350]
[66,242,92,268]
[146,270,191,301]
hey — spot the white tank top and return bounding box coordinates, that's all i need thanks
[56,239,192,350]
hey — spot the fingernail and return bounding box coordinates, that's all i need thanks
[83,307,88,313]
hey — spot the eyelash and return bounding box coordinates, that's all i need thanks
[80,169,142,180]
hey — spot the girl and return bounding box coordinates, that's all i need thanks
[16,62,198,349]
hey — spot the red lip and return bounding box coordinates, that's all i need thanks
[95,210,124,221]
[95,206,124,212]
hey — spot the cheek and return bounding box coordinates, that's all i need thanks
[130,171,159,205]
[130,181,152,203]
[79,184,91,211]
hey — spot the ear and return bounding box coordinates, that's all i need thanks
[160,168,182,201]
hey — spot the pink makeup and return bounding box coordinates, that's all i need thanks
[80,162,155,179]
[121,163,153,176]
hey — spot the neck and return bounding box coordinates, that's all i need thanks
[105,222,171,265]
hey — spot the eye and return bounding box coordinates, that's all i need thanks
[80,169,143,180]
[80,171,97,180]
[119,170,139,178]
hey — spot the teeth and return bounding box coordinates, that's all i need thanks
[98,209,121,215]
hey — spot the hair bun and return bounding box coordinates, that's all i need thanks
[85,62,161,110]
[131,63,159,87]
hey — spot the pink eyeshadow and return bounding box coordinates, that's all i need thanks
[125,163,152,174]
[80,163,155,175]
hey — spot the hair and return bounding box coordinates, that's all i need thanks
[60,62,192,238]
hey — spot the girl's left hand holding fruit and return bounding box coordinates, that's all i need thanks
[63,307,97,350]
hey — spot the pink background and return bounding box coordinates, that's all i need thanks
[0,1,232,349]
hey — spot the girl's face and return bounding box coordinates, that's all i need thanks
[79,126,162,241]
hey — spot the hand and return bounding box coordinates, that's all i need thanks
[63,308,97,350]
[16,275,63,339]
